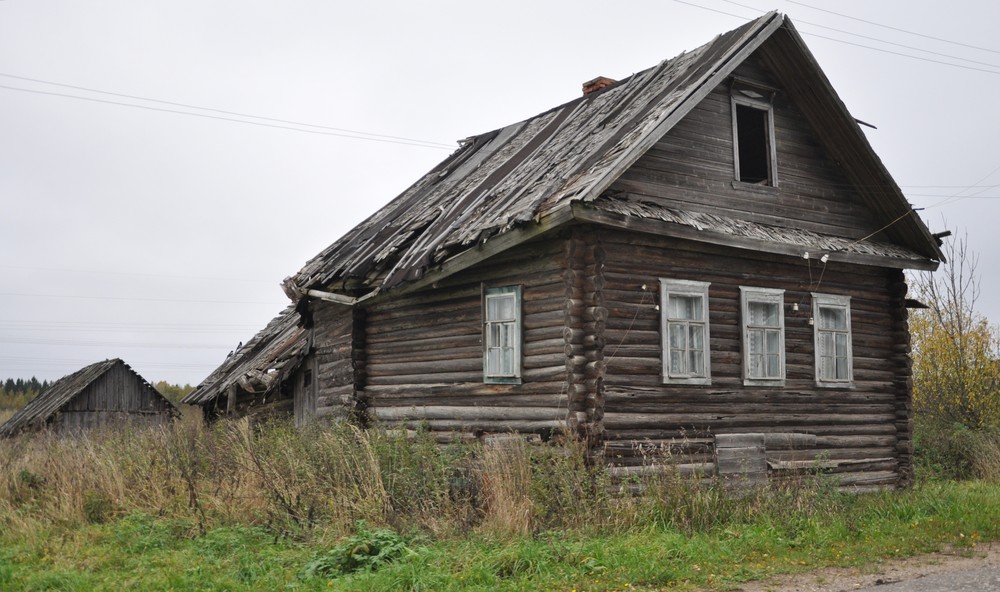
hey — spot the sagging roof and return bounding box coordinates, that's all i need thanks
[0,358,174,437]
[182,305,308,406]
[284,12,941,300]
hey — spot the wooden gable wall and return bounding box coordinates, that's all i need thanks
[611,55,882,241]
[52,363,175,433]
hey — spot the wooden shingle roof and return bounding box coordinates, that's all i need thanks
[283,12,941,302]
[182,305,308,405]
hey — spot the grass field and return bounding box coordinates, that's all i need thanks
[1,419,997,591]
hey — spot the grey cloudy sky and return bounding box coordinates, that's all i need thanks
[2,0,999,387]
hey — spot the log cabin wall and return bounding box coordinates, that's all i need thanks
[52,363,174,433]
[612,56,883,242]
[361,235,572,442]
[598,228,911,488]
[311,300,357,422]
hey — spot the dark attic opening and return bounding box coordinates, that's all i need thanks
[736,103,771,184]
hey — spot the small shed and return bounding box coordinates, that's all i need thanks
[0,358,177,437]
[183,305,313,424]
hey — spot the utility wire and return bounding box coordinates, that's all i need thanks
[787,0,1000,56]
[0,72,455,148]
[0,291,285,306]
[721,0,1000,70]
[673,0,1000,76]
[0,82,454,149]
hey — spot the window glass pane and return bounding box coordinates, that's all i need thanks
[488,349,501,374]
[819,332,832,359]
[689,325,703,350]
[835,333,847,357]
[749,301,778,326]
[488,294,516,321]
[669,324,686,349]
[748,329,763,356]
[689,350,704,376]
[670,351,683,375]
[501,348,513,375]
[819,306,847,330]
[669,294,702,320]
[489,324,501,347]
[766,354,779,377]
[835,356,848,380]
[765,330,780,355]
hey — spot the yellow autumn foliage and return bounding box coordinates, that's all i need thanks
[911,310,1000,429]
[910,232,1000,430]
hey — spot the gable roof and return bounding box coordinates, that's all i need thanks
[182,305,308,406]
[284,12,941,303]
[0,358,175,437]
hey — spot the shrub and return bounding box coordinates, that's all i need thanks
[300,521,412,578]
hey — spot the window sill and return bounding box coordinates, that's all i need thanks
[731,181,779,195]
[743,378,785,388]
[484,376,521,385]
[815,380,854,389]
[662,377,712,386]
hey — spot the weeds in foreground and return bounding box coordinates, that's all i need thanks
[1,418,998,590]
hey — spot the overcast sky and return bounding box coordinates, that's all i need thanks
[2,0,1000,387]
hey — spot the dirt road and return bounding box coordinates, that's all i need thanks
[729,544,998,592]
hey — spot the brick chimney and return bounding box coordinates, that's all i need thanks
[582,76,617,96]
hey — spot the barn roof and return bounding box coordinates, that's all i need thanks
[283,12,941,303]
[0,358,174,437]
[182,305,308,406]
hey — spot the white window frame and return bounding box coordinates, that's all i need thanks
[812,293,853,387]
[740,286,785,386]
[483,286,522,384]
[731,93,778,187]
[660,279,712,385]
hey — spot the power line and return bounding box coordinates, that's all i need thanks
[0,291,285,305]
[0,82,455,149]
[673,0,1000,76]
[721,0,1000,70]
[0,263,278,285]
[0,72,456,148]
[800,32,1000,76]
[0,337,233,350]
[786,0,1000,56]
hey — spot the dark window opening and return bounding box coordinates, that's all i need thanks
[303,369,313,388]
[736,104,771,184]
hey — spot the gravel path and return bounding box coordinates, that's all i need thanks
[727,543,999,592]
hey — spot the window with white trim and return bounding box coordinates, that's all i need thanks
[660,279,711,385]
[740,287,785,385]
[731,90,777,187]
[484,286,521,383]
[812,293,852,385]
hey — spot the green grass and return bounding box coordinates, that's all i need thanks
[1,480,996,591]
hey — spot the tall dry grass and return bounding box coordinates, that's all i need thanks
[2,416,948,544]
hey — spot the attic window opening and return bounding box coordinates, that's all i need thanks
[732,95,776,187]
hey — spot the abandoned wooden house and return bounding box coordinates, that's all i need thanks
[187,12,944,488]
[0,358,178,437]
[184,305,313,424]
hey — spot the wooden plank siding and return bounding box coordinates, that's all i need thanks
[361,236,573,441]
[610,56,882,241]
[52,362,174,433]
[596,227,912,487]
